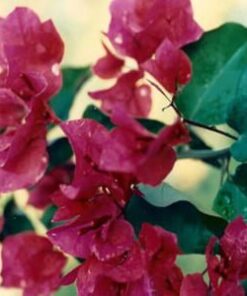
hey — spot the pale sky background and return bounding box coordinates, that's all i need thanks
[1,1,247,295]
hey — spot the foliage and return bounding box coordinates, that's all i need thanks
[1,2,247,296]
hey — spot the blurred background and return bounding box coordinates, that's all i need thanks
[1,0,247,295]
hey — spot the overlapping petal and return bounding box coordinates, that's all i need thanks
[1,232,67,296]
[93,43,124,79]
[108,0,202,62]
[89,70,152,118]
[142,39,192,93]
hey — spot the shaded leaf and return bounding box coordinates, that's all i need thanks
[233,164,247,194]
[139,183,188,207]
[41,205,57,229]
[83,105,114,130]
[51,67,91,120]
[0,200,33,240]
[213,179,247,221]
[177,23,247,125]
[126,196,227,254]
[48,137,73,169]
[83,105,165,133]
[230,133,247,162]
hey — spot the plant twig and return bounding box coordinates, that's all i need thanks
[147,79,238,141]
[183,119,238,141]
[177,148,230,160]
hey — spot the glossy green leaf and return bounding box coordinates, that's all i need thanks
[125,197,227,254]
[227,67,247,134]
[139,183,188,207]
[48,137,73,169]
[177,23,247,125]
[51,67,91,120]
[83,105,114,130]
[0,200,34,240]
[230,133,247,162]
[213,179,247,221]
[41,206,57,229]
[83,105,165,133]
[233,163,247,194]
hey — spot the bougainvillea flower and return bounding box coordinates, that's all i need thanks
[0,89,29,127]
[108,0,202,62]
[28,165,73,209]
[142,39,192,93]
[89,70,152,118]
[0,7,64,101]
[135,223,183,295]
[206,217,247,296]
[76,243,145,296]
[93,43,124,79]
[1,232,67,296]
[60,119,134,205]
[66,223,182,295]
[48,194,129,259]
[100,110,190,185]
[0,101,48,193]
[180,274,208,296]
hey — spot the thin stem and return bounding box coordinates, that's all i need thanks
[177,148,230,160]
[183,119,238,140]
[146,79,238,141]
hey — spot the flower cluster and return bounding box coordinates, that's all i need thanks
[0,8,64,193]
[89,0,203,116]
[1,1,247,296]
[1,232,66,296]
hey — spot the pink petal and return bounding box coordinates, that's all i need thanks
[180,274,208,296]
[1,232,66,296]
[89,70,152,118]
[93,43,124,79]
[0,88,29,127]
[142,39,192,93]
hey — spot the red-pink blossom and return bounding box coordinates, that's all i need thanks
[48,193,132,259]
[180,274,208,296]
[60,119,134,205]
[1,232,67,296]
[89,70,152,118]
[28,165,73,209]
[0,101,48,193]
[93,43,124,79]
[206,217,247,296]
[0,8,64,193]
[64,223,183,296]
[76,243,145,296]
[142,39,192,93]
[100,110,190,185]
[0,7,64,102]
[107,0,202,62]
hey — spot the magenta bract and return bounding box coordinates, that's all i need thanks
[89,70,152,118]
[1,232,67,296]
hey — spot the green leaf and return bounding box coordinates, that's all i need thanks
[230,133,247,162]
[125,196,227,254]
[227,67,247,134]
[139,183,188,207]
[177,23,247,125]
[41,206,57,229]
[55,285,77,296]
[48,137,73,169]
[50,67,91,120]
[83,105,165,133]
[233,164,247,194]
[83,105,114,130]
[213,179,247,221]
[0,200,34,240]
